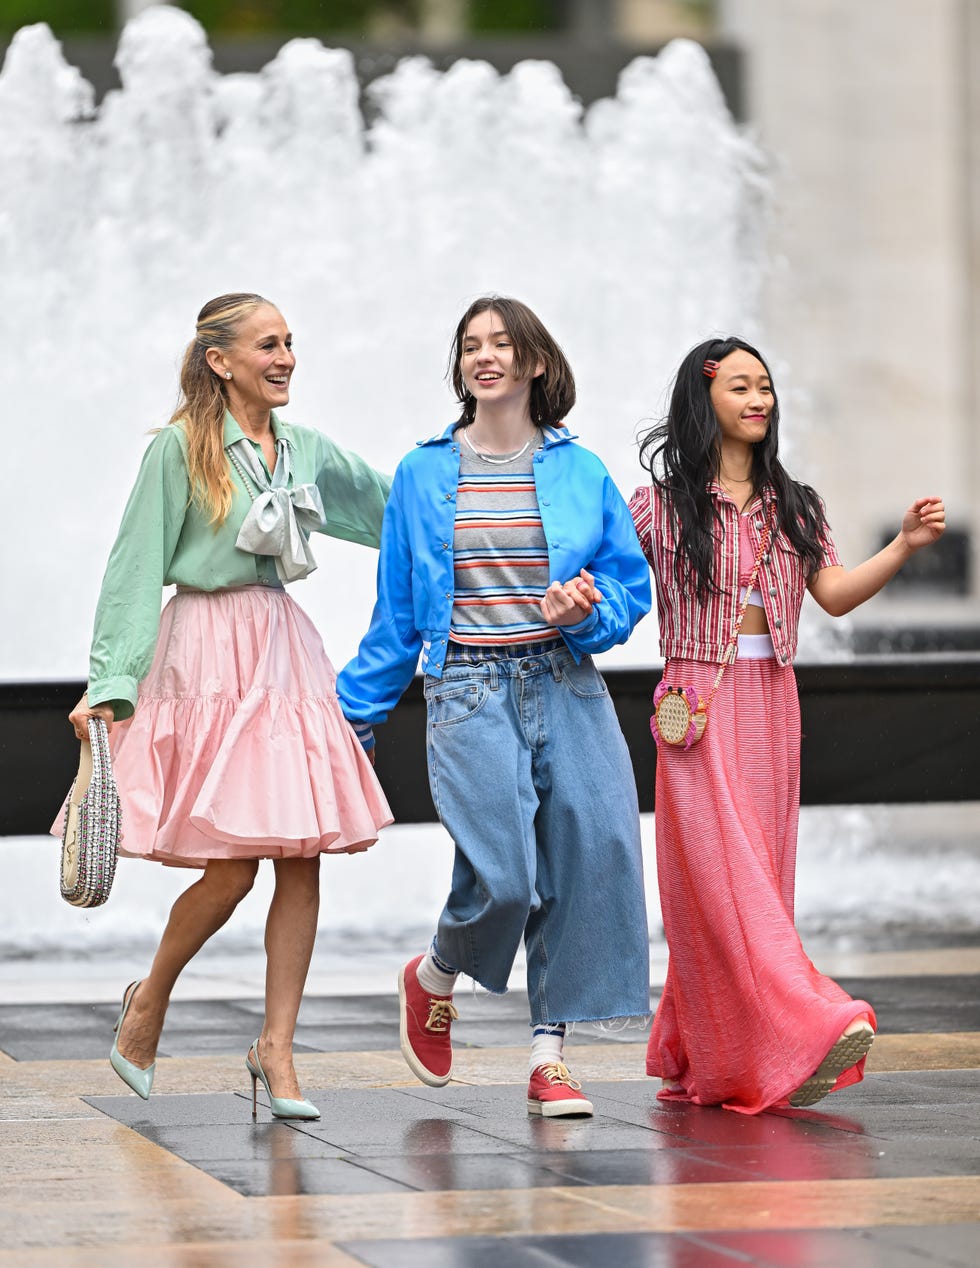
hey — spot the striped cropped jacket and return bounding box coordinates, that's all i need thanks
[628,483,840,667]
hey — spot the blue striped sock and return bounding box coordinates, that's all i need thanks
[530,1023,566,1074]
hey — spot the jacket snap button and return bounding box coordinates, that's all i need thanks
[774,618,783,629]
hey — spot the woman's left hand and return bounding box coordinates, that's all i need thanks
[901,496,946,552]
[542,579,590,626]
[542,570,605,625]
[562,568,604,607]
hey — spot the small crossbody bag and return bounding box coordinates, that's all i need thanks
[651,500,774,751]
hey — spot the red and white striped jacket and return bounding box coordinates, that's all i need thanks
[628,483,840,666]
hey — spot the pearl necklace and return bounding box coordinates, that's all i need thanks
[462,427,533,465]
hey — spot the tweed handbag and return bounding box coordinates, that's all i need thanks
[60,716,120,907]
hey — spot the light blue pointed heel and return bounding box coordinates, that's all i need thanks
[246,1040,320,1121]
[110,980,155,1099]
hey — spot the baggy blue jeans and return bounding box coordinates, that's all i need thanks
[424,642,650,1026]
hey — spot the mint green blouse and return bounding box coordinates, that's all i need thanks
[87,411,391,719]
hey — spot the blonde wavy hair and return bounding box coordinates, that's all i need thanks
[169,292,272,524]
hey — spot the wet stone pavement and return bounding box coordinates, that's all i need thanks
[0,951,978,1266]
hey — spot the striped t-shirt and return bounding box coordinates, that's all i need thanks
[449,440,556,647]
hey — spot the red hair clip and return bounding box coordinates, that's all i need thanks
[702,359,720,379]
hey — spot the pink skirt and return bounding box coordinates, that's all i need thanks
[56,587,392,867]
[648,656,875,1114]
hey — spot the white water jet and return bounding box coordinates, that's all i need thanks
[1,6,766,680]
[8,10,958,975]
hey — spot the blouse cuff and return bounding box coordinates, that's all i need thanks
[350,720,376,752]
[86,674,138,721]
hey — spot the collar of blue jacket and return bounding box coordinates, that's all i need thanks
[335,420,652,728]
[416,421,579,449]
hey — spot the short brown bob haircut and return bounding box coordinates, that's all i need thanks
[447,296,576,428]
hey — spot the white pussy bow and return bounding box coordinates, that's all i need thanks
[226,436,326,582]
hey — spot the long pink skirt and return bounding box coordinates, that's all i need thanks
[648,656,875,1114]
[57,587,392,867]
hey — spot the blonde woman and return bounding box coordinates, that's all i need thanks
[65,293,392,1118]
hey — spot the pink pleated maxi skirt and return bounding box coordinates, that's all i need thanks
[648,655,875,1114]
[58,586,393,867]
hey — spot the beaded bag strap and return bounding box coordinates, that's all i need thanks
[653,484,776,715]
[702,501,775,713]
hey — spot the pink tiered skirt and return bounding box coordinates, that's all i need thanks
[648,656,875,1114]
[59,587,392,867]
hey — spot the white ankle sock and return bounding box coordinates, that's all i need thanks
[529,1024,565,1075]
[415,949,458,997]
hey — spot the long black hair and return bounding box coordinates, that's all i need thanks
[638,336,830,602]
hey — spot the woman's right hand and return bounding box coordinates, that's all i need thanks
[68,694,115,740]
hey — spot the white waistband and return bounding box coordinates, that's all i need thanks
[737,633,775,659]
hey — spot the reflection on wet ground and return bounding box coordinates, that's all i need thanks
[0,948,977,1265]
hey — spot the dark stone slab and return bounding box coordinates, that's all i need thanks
[85,1068,980,1202]
[344,1151,590,1193]
[705,1228,952,1267]
[205,1156,414,1198]
[340,1226,973,1268]
[834,975,980,1035]
[338,1231,775,1267]
[85,1091,253,1127]
[133,1121,344,1163]
[339,1119,520,1159]
[529,1146,758,1187]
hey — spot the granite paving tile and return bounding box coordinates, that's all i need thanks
[861,1221,980,1267]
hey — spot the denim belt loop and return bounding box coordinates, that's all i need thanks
[488,661,499,690]
[550,649,564,682]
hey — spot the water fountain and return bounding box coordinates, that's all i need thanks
[1,4,766,681]
[3,8,974,979]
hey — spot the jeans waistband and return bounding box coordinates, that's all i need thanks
[444,637,564,664]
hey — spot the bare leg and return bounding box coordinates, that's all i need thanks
[117,858,259,1068]
[252,856,321,1099]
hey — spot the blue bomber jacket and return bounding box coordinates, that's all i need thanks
[337,422,651,727]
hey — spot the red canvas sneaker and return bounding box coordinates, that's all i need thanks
[398,954,458,1087]
[527,1062,594,1117]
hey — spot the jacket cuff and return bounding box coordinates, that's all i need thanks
[561,607,600,638]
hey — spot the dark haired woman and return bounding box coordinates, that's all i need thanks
[631,337,945,1114]
[339,296,652,1115]
[64,293,392,1116]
